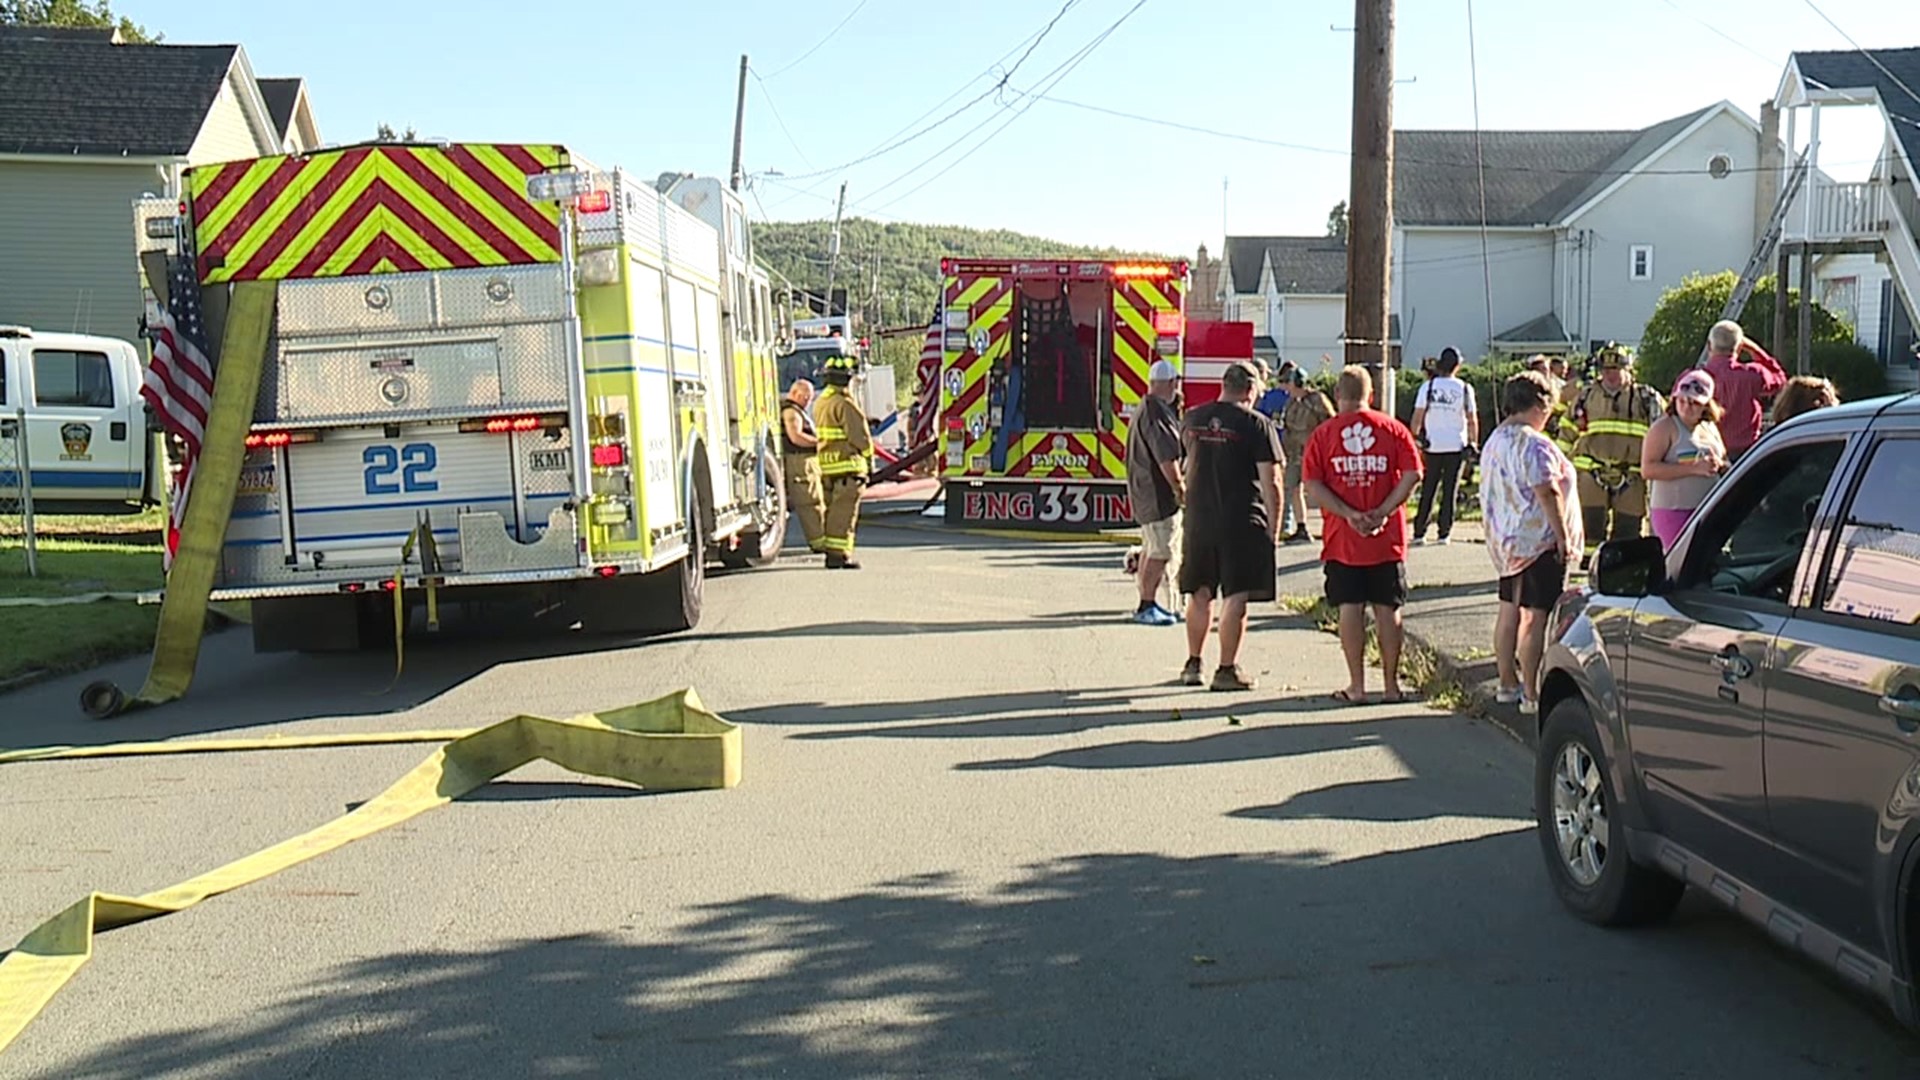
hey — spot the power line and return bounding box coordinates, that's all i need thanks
[1466,0,1495,350]
[1657,0,1781,70]
[1027,93,1881,177]
[748,69,816,170]
[1800,0,1920,111]
[761,0,871,80]
[856,0,1150,216]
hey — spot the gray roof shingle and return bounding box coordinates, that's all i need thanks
[0,33,237,156]
[1222,235,1348,294]
[256,77,303,141]
[1394,106,1716,226]
[1793,47,1920,176]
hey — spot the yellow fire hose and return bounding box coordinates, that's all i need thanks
[0,688,742,1056]
[80,281,278,720]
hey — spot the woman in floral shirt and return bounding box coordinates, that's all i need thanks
[1479,370,1584,714]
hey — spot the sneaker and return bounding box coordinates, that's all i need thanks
[1518,697,1539,717]
[1151,603,1185,624]
[1436,536,1452,546]
[1210,665,1256,692]
[1414,536,1432,547]
[1288,529,1312,545]
[1180,658,1204,686]
[1133,605,1177,627]
[1495,686,1524,705]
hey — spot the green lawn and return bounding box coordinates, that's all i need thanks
[0,524,167,683]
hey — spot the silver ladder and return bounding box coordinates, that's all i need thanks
[1722,149,1811,324]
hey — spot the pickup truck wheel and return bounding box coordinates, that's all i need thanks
[1536,699,1684,927]
[720,448,786,570]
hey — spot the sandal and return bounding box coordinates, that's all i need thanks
[1380,691,1411,705]
[1330,689,1369,706]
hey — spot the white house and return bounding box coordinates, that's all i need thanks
[0,26,319,337]
[1391,101,1774,364]
[1772,46,1920,383]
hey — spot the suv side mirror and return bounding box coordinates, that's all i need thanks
[1593,535,1666,598]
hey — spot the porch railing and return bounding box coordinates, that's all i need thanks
[1799,180,1895,241]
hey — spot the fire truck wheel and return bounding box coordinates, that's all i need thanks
[720,447,786,570]
[631,504,705,633]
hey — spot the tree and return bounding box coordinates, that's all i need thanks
[1638,270,1853,392]
[1326,201,1350,241]
[0,0,155,41]
[374,123,418,142]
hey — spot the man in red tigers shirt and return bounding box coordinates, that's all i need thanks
[1302,365,1424,705]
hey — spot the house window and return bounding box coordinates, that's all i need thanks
[1630,245,1654,282]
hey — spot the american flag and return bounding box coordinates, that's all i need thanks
[140,222,215,566]
[909,310,942,448]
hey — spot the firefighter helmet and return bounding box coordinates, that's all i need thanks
[1594,342,1634,369]
[823,355,858,374]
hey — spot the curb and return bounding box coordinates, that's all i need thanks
[1400,623,1535,749]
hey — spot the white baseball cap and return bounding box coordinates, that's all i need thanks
[1147,360,1180,382]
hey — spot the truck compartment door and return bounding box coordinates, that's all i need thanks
[22,344,138,505]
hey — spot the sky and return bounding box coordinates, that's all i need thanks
[135,0,1920,255]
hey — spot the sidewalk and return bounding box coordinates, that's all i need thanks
[1273,520,1535,745]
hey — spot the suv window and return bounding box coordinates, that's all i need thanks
[1822,438,1920,624]
[1682,439,1846,603]
[33,350,115,408]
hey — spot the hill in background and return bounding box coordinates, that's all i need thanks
[752,217,1172,328]
[752,217,1173,408]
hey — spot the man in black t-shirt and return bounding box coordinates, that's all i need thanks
[1178,360,1284,691]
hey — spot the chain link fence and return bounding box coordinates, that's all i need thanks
[1,407,39,576]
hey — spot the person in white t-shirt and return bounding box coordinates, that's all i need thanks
[1409,347,1479,545]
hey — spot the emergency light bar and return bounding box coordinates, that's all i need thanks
[526,170,595,202]
[243,430,320,449]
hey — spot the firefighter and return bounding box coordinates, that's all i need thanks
[780,379,828,555]
[1569,344,1664,555]
[815,355,873,569]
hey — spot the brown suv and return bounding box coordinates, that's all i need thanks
[1534,392,1920,1025]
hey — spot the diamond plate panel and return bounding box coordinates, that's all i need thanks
[438,264,569,326]
[459,508,578,573]
[277,338,504,422]
[277,274,438,336]
[496,322,572,406]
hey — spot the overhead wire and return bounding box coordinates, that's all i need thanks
[1800,0,1920,110]
[760,0,872,80]
[748,68,816,171]
[855,0,1150,216]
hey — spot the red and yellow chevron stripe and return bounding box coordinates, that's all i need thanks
[940,274,1011,477]
[1006,431,1102,480]
[188,143,568,284]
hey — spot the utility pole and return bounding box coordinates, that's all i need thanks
[1342,0,1395,416]
[823,180,847,316]
[729,54,749,192]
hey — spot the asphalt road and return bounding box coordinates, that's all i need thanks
[2,520,1917,1079]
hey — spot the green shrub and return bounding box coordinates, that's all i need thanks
[1639,271,1852,392]
[1805,341,1889,402]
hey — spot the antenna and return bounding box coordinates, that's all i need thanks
[1221,176,1229,245]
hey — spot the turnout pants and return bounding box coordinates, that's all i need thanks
[784,453,827,552]
[1576,468,1646,548]
[823,474,863,555]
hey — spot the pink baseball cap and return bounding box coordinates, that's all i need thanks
[1673,370,1715,404]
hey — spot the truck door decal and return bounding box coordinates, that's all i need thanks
[363,443,440,495]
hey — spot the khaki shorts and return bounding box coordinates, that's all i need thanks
[1141,515,1180,562]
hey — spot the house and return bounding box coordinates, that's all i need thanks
[1218,235,1381,373]
[1772,46,1920,384]
[0,25,319,337]
[1391,101,1773,366]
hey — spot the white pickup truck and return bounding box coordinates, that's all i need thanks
[0,326,161,512]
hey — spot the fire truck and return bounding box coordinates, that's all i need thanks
[936,257,1187,530]
[151,143,788,651]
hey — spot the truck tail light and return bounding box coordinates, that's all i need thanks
[591,443,626,468]
[244,430,319,449]
[460,413,565,434]
[575,189,612,214]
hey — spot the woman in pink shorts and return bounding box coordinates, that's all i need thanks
[1642,370,1728,549]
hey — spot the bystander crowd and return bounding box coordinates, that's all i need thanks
[1478,371,1582,715]
[1302,366,1423,705]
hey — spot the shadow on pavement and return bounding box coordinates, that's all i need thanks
[41,840,1920,1079]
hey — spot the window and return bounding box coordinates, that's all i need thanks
[1683,439,1845,603]
[1823,439,1920,624]
[33,350,115,408]
[1629,245,1654,282]
[0,347,9,406]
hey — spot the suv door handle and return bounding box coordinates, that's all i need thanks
[1711,647,1755,680]
[1881,689,1920,733]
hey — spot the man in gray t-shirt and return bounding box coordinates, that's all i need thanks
[1127,360,1187,625]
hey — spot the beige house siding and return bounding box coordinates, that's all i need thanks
[0,161,169,335]
[189,73,272,165]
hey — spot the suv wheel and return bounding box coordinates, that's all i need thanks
[1535,699,1685,926]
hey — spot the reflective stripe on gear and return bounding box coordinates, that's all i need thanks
[0,689,742,1056]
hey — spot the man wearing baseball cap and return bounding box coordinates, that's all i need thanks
[1127,359,1187,625]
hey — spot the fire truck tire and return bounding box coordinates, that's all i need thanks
[720,447,786,570]
[636,510,705,632]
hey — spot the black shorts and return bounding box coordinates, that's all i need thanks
[1179,524,1276,602]
[1324,560,1408,608]
[1499,553,1568,612]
